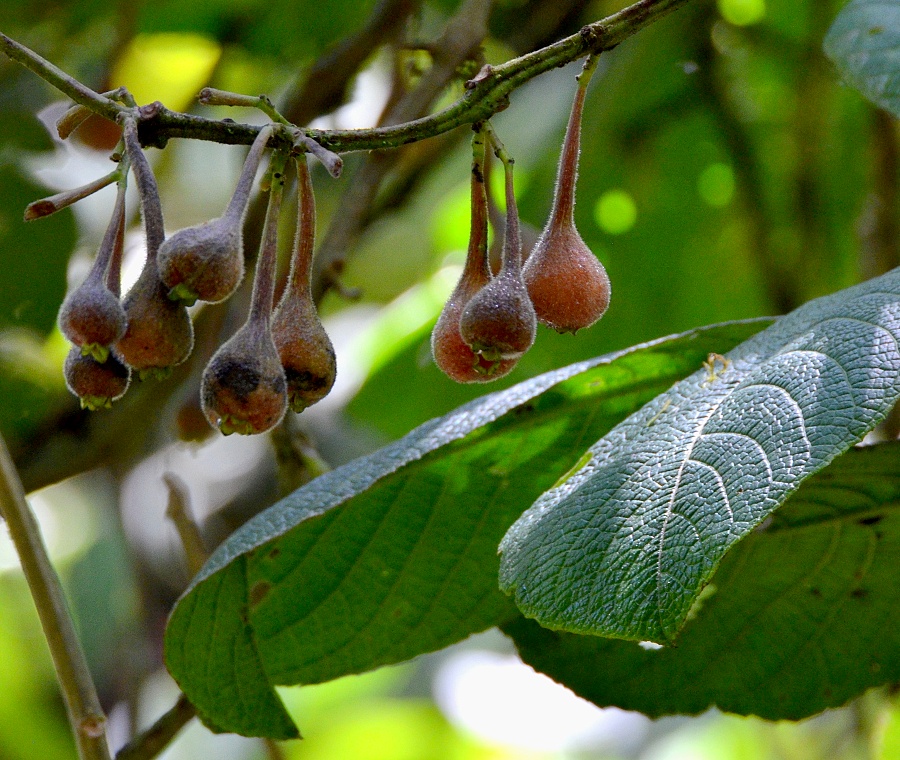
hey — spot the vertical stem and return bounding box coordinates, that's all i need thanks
[289,155,316,293]
[0,434,111,760]
[485,124,522,276]
[224,125,275,223]
[250,152,287,324]
[122,118,165,260]
[466,125,490,280]
[106,166,129,298]
[99,163,129,297]
[550,54,599,225]
[501,154,522,275]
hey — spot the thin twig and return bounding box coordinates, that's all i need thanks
[114,694,196,760]
[0,33,125,120]
[1,0,693,153]
[163,474,208,577]
[0,433,111,760]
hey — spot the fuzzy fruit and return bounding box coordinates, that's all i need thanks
[117,118,193,378]
[202,150,288,435]
[433,129,517,382]
[459,147,536,363]
[523,58,610,333]
[271,156,336,411]
[157,125,274,305]
[202,318,288,435]
[64,346,130,409]
[57,173,128,362]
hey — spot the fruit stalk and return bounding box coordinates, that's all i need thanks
[459,126,536,363]
[433,124,517,381]
[56,162,129,364]
[549,54,598,225]
[271,155,337,410]
[201,151,289,435]
[522,55,610,333]
[117,117,194,376]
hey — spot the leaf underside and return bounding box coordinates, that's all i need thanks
[499,268,900,643]
[504,442,900,720]
[164,318,768,738]
[824,0,900,117]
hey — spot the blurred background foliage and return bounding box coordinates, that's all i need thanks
[0,0,898,757]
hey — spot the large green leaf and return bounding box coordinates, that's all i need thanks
[824,0,900,117]
[499,268,900,643]
[164,318,769,738]
[504,442,900,720]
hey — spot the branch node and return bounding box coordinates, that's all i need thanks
[81,714,107,739]
[465,64,493,90]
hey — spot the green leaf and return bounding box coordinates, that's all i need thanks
[0,330,66,449]
[824,0,900,117]
[0,166,76,335]
[499,269,900,643]
[503,442,900,720]
[164,318,769,738]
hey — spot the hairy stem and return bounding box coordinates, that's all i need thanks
[250,152,288,323]
[0,434,111,760]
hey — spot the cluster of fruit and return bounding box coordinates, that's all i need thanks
[35,55,608,436]
[432,57,610,382]
[45,112,335,436]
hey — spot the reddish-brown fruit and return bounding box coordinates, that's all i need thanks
[64,346,130,409]
[523,59,610,333]
[271,157,336,411]
[432,130,517,382]
[459,149,536,363]
[57,176,128,363]
[157,125,274,305]
[116,118,194,377]
[116,266,195,378]
[202,152,288,435]
[201,318,288,435]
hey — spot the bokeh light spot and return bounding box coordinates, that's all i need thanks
[698,163,736,207]
[594,189,637,235]
[718,0,766,26]
[112,34,221,112]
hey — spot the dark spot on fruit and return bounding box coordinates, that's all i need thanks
[284,367,329,392]
[214,358,261,399]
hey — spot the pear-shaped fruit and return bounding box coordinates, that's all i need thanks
[459,149,536,363]
[57,174,128,363]
[433,130,517,382]
[201,316,288,435]
[116,265,195,379]
[64,346,130,409]
[157,125,275,305]
[116,118,193,378]
[202,155,287,435]
[523,58,610,333]
[271,156,336,411]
